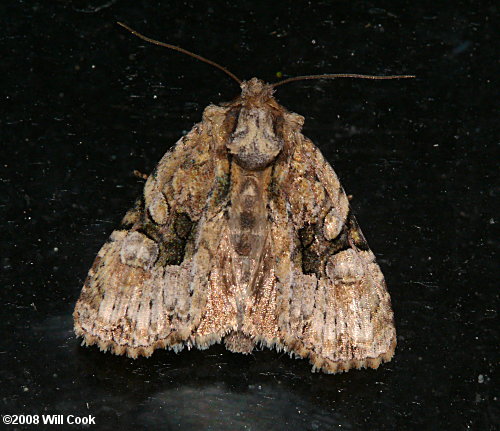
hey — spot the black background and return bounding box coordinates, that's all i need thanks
[2,1,497,430]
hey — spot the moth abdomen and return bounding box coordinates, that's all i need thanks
[75,26,399,372]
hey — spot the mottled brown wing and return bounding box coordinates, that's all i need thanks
[265,128,396,374]
[73,105,240,357]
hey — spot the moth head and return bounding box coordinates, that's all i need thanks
[240,78,275,104]
[225,78,284,171]
[116,23,414,171]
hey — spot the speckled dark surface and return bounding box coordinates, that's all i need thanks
[2,1,497,430]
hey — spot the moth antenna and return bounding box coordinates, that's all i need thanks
[117,22,242,86]
[272,73,415,88]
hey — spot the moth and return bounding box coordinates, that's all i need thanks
[73,23,413,373]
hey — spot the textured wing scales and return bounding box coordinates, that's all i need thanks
[74,229,195,357]
[73,105,240,357]
[74,88,396,375]
[263,131,396,373]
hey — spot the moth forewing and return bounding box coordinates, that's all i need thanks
[73,77,396,373]
[75,24,406,373]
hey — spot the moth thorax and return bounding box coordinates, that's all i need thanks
[227,106,283,171]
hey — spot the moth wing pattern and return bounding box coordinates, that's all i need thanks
[254,121,397,373]
[73,105,241,357]
[74,77,397,374]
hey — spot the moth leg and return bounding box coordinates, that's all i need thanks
[133,169,149,180]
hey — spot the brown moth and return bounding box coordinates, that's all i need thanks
[73,24,412,373]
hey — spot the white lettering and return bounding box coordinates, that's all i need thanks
[66,414,96,425]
